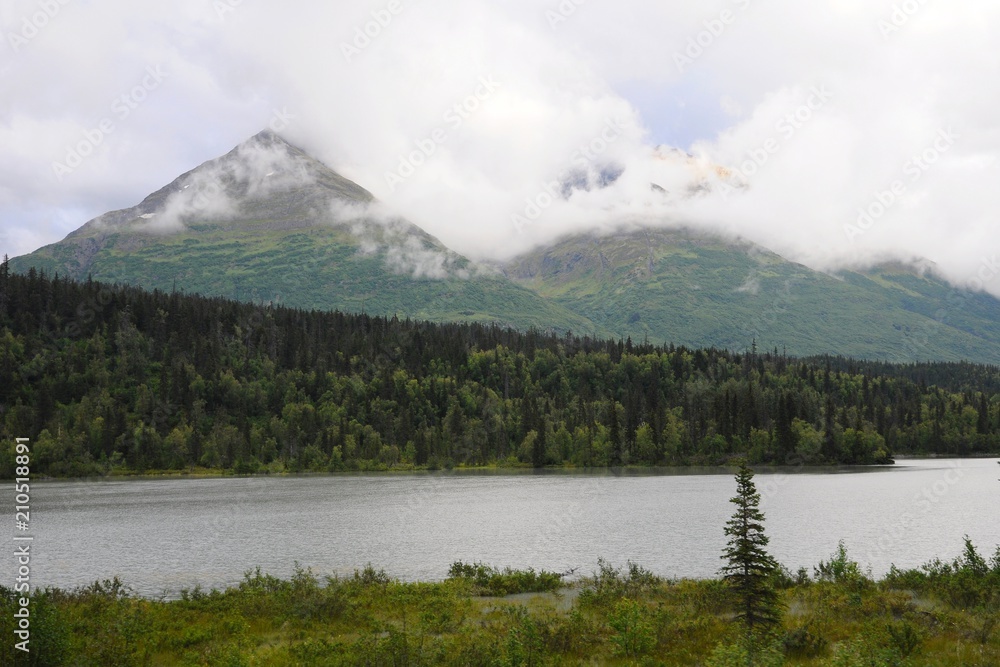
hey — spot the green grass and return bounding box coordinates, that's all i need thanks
[3,543,998,666]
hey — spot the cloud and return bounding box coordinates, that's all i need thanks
[1,0,998,298]
[736,275,761,296]
[384,237,468,280]
[98,131,321,234]
[335,200,469,279]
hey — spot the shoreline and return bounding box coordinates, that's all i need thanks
[14,453,999,483]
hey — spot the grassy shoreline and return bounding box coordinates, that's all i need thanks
[12,453,998,483]
[4,545,998,666]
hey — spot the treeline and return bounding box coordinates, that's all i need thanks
[2,263,999,476]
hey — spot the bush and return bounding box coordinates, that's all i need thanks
[447,561,563,596]
[815,541,869,590]
[500,605,546,664]
[579,559,662,606]
[0,587,70,667]
[828,626,909,667]
[608,598,655,658]
[782,621,828,658]
[352,563,392,587]
[705,635,785,667]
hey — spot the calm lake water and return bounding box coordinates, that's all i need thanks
[4,458,998,598]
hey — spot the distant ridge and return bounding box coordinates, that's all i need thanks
[11,133,1000,364]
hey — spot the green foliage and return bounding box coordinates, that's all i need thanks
[579,558,662,606]
[705,635,785,667]
[607,598,655,657]
[500,605,545,665]
[0,587,70,667]
[815,540,870,590]
[827,624,914,667]
[352,563,392,587]
[720,461,784,635]
[3,548,998,665]
[506,228,1000,365]
[3,268,1000,478]
[446,562,563,596]
[884,536,1000,613]
[782,620,829,658]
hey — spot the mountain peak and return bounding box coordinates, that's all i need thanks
[67,131,374,239]
[250,127,285,143]
[237,128,305,159]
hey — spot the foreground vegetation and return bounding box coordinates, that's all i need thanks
[3,265,1000,477]
[2,542,998,666]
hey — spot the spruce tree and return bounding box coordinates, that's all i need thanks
[720,460,783,654]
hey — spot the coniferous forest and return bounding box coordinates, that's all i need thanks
[2,262,999,477]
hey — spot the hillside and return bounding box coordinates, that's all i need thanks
[10,131,1000,364]
[501,226,1000,364]
[9,131,599,336]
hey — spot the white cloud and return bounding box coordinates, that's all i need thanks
[1,0,998,297]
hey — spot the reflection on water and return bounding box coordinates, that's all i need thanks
[3,458,997,597]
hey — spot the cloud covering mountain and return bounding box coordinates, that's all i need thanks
[1,0,998,296]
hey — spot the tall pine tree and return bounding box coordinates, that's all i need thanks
[720,460,784,657]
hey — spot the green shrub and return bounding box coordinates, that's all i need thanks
[352,563,392,587]
[782,620,828,658]
[500,605,546,665]
[705,635,784,667]
[608,598,655,658]
[447,561,563,596]
[827,626,907,667]
[815,541,869,589]
[579,558,662,606]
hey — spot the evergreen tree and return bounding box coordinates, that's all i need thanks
[1,269,998,477]
[720,460,783,659]
[609,402,623,466]
[532,399,547,468]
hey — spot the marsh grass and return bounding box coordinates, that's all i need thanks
[1,543,998,665]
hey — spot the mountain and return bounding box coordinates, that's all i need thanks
[500,226,1000,364]
[11,131,1000,364]
[9,131,599,335]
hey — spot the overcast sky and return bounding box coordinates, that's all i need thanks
[2,0,998,294]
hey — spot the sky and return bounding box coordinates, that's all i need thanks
[1,0,998,295]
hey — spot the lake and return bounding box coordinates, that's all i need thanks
[4,458,997,598]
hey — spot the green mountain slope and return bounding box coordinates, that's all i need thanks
[11,132,1000,363]
[10,131,599,335]
[501,226,1000,364]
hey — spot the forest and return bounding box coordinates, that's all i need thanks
[2,261,999,477]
